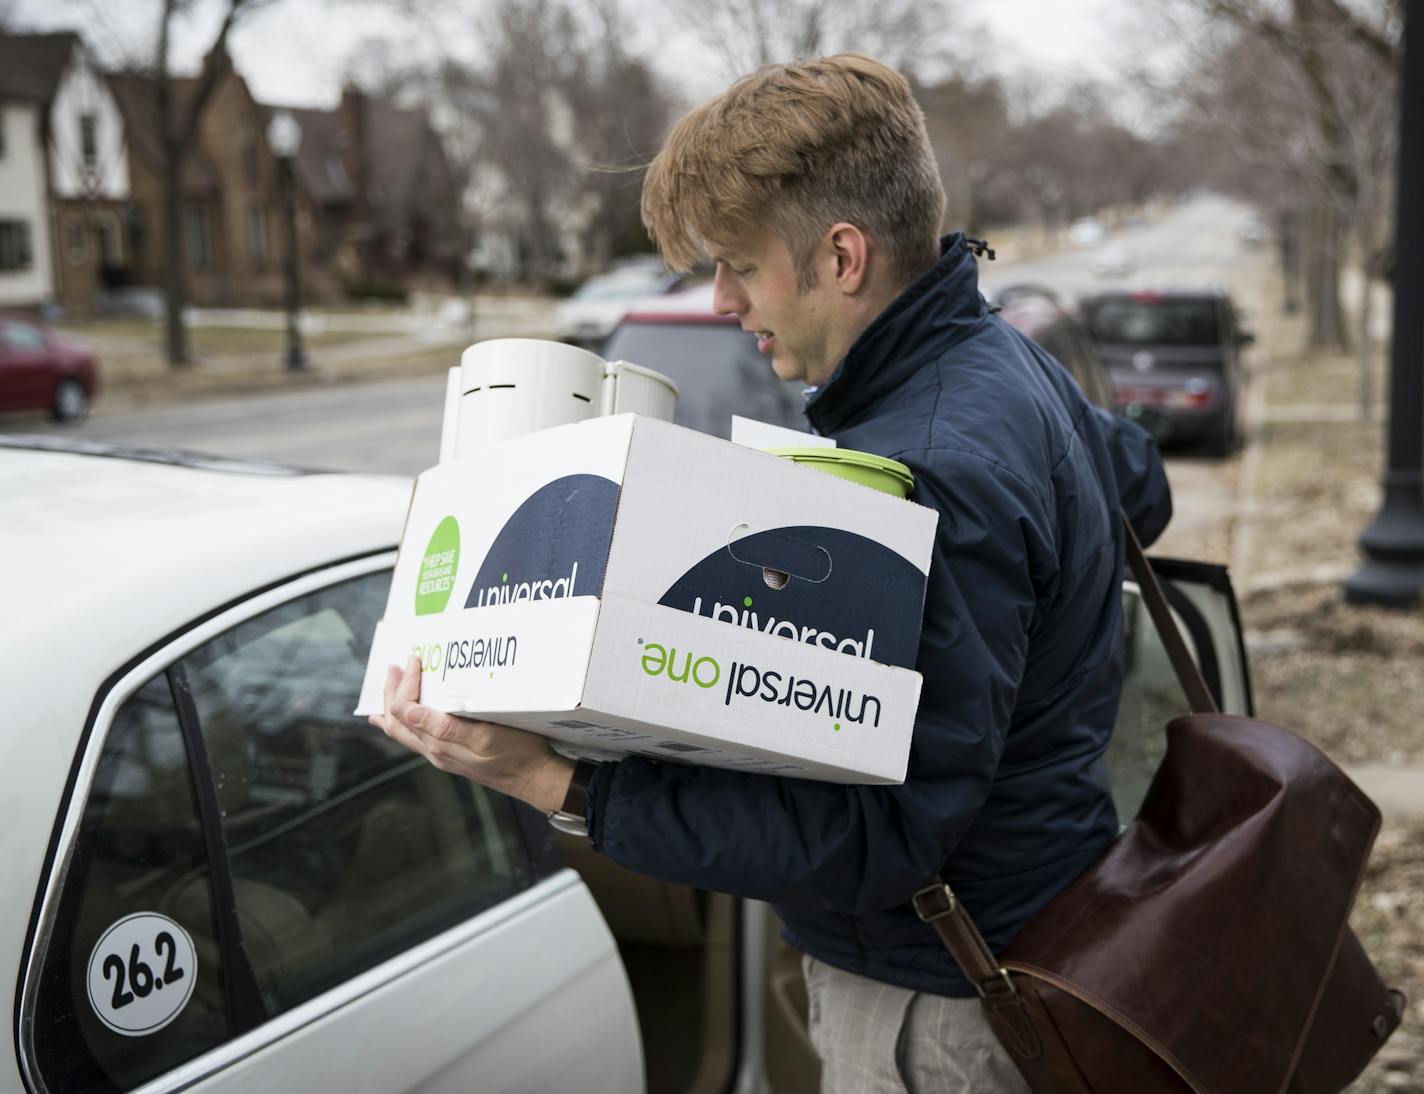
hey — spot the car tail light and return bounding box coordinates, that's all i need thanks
[1115,385,1215,409]
[1130,290,1163,304]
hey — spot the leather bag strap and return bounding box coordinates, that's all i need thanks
[912,512,1215,1091]
[914,878,1094,1093]
[1119,513,1218,716]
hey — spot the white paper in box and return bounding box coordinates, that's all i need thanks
[357,413,938,783]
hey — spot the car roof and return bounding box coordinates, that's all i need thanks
[997,294,1071,341]
[1080,289,1228,304]
[619,281,737,326]
[1,443,411,937]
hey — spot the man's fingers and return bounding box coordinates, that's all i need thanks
[396,654,422,704]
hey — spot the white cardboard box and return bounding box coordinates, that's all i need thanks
[356,414,939,783]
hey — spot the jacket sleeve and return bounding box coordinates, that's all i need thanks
[584,449,1044,916]
[1091,406,1172,548]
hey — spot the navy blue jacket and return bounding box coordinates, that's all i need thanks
[585,234,1172,996]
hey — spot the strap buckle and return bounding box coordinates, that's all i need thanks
[912,881,957,922]
[978,967,1020,1006]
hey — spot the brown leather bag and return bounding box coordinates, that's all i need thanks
[915,514,1406,1093]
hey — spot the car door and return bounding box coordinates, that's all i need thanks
[19,555,643,1094]
[0,320,55,411]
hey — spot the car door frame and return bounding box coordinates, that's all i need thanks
[17,550,643,1094]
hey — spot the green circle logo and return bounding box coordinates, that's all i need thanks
[415,516,461,616]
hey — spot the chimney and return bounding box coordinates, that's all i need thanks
[340,87,369,221]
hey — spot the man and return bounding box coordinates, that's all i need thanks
[372,54,1170,1092]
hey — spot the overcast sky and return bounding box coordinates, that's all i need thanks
[8,0,1147,110]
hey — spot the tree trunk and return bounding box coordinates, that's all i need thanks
[1305,199,1350,352]
[163,145,190,367]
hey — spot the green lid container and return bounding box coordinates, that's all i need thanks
[768,446,915,498]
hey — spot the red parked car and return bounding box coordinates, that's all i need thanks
[0,315,98,423]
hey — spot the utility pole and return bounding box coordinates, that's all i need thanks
[1345,0,1424,607]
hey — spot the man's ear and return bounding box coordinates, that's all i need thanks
[826,223,869,295]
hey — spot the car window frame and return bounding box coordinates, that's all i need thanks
[17,550,563,1094]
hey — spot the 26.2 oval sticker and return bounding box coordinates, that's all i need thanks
[86,912,198,1036]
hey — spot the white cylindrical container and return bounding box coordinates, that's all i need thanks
[438,366,463,463]
[602,360,679,422]
[454,339,606,457]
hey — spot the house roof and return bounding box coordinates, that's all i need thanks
[262,95,448,234]
[0,31,79,102]
[280,105,352,204]
[107,72,220,195]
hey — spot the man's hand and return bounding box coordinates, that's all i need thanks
[368,654,575,813]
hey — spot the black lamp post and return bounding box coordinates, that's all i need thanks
[267,110,306,372]
[1345,0,1424,608]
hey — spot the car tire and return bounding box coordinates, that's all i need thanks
[52,378,91,423]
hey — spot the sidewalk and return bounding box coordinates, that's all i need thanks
[60,295,559,415]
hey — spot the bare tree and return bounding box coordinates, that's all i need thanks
[557,0,673,268]
[662,0,960,81]
[1172,0,1400,355]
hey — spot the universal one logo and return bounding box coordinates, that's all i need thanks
[688,595,877,660]
[638,639,882,730]
[413,631,518,681]
[472,562,580,607]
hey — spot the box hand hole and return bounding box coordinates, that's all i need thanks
[762,568,791,591]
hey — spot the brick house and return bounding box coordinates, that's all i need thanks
[280,89,463,294]
[109,56,461,307]
[107,58,332,308]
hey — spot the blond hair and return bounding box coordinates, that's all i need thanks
[641,54,945,290]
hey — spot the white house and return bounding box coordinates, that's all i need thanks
[45,36,132,310]
[0,31,133,312]
[0,35,60,308]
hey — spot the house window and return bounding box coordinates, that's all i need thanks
[248,205,269,270]
[79,112,98,168]
[184,206,211,271]
[0,220,33,271]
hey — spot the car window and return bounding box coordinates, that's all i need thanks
[179,571,534,1014]
[30,571,538,1091]
[3,321,48,350]
[603,321,806,438]
[30,674,233,1092]
[1085,300,1221,346]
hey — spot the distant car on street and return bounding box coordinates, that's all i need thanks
[601,281,807,437]
[993,287,1116,411]
[555,264,683,348]
[1069,216,1107,248]
[1089,243,1137,279]
[1080,289,1253,456]
[0,314,98,422]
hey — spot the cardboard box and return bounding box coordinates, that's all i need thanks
[356,414,939,783]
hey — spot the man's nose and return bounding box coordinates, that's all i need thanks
[712,265,744,317]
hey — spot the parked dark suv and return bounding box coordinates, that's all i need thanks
[1079,290,1252,456]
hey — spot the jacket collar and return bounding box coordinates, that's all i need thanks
[805,233,990,435]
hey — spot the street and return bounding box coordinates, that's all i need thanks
[3,195,1273,496]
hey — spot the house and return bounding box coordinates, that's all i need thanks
[277,89,463,295]
[108,56,320,309]
[0,31,136,313]
[0,33,69,309]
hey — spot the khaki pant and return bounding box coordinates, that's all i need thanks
[803,955,1033,1094]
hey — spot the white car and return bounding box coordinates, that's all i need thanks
[1069,216,1107,248]
[1,435,1254,1093]
[1090,243,1137,279]
[2,440,641,1094]
[554,267,681,348]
